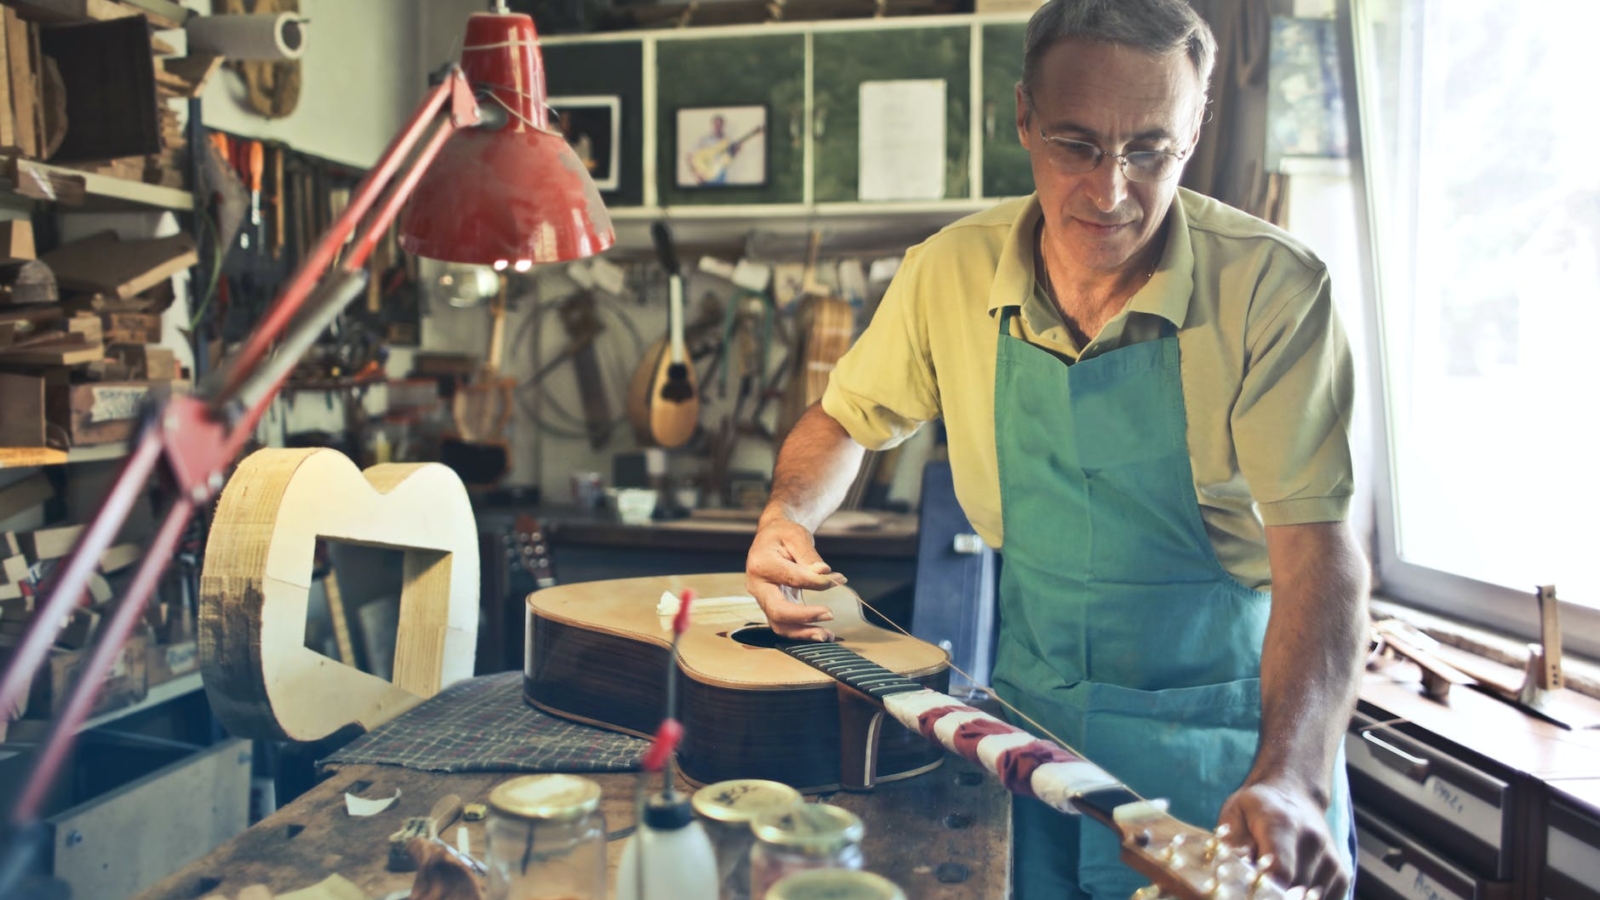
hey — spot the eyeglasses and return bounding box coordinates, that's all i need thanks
[1036,127,1189,184]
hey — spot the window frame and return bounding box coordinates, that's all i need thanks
[1335,0,1600,660]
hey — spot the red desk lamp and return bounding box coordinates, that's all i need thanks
[0,6,611,892]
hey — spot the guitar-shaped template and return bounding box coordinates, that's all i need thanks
[689,125,764,184]
[523,573,946,792]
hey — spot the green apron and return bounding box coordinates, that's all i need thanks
[988,308,1352,899]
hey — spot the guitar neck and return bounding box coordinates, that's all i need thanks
[668,273,687,364]
[781,639,1289,900]
[782,641,925,701]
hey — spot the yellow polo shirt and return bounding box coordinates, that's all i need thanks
[821,189,1354,590]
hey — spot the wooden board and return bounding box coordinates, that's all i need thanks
[3,0,144,24]
[22,522,81,559]
[156,54,221,98]
[0,220,35,259]
[99,541,140,572]
[0,372,47,446]
[26,632,146,718]
[41,231,198,299]
[3,8,38,158]
[45,379,155,445]
[199,447,479,743]
[49,738,251,900]
[0,471,52,520]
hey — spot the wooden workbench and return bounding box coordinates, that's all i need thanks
[132,755,1010,900]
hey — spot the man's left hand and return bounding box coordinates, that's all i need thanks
[1217,780,1349,899]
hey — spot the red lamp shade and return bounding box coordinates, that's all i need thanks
[399,12,614,267]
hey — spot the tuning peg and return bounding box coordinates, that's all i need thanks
[1130,886,1165,900]
[1204,825,1232,861]
[1250,854,1276,897]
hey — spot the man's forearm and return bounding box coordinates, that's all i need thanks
[1252,522,1370,803]
[761,404,867,532]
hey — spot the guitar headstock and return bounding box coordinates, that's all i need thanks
[1112,803,1312,900]
[508,514,556,590]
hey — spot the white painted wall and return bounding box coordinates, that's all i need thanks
[186,0,424,168]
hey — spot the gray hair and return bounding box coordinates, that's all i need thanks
[1021,0,1217,102]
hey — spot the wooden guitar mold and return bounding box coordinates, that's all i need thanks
[200,447,479,742]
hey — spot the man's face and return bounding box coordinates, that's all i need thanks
[1016,39,1203,275]
[712,115,726,137]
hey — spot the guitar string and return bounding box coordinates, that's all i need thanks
[847,592,1154,805]
[848,591,1309,893]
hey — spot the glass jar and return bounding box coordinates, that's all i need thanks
[691,779,803,900]
[766,870,906,900]
[748,803,865,900]
[484,773,607,900]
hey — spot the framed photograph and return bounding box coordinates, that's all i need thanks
[675,104,768,188]
[549,95,621,191]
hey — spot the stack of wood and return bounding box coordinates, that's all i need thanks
[0,0,219,190]
[0,472,158,723]
[0,222,195,448]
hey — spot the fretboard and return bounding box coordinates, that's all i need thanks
[781,641,925,700]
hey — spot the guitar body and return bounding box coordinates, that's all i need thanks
[523,573,948,792]
[630,223,700,448]
[643,337,700,445]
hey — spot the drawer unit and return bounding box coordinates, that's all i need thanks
[1545,798,1600,900]
[1347,712,1515,880]
[1354,807,1513,900]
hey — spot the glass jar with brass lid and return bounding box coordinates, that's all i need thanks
[484,773,607,900]
[692,779,803,900]
[766,869,906,900]
[748,802,865,900]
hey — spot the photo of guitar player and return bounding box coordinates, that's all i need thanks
[676,104,767,188]
[548,95,620,191]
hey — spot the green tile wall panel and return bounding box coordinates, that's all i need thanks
[811,27,971,203]
[656,35,807,206]
[544,42,646,208]
[981,22,1034,200]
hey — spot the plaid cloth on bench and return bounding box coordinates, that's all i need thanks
[319,671,646,773]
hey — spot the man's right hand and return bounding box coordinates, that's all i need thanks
[745,516,846,642]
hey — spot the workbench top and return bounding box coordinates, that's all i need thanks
[132,755,1010,900]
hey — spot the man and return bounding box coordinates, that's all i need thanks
[744,1,1368,898]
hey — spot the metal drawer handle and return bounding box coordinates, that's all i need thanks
[1380,845,1408,872]
[1361,731,1431,783]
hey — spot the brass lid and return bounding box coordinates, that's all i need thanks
[691,779,802,824]
[487,774,601,822]
[750,803,864,854]
[767,870,906,900]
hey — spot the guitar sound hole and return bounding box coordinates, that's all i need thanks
[729,625,787,648]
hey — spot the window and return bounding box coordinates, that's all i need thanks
[1341,0,1600,655]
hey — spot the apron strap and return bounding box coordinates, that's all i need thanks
[998,306,1017,337]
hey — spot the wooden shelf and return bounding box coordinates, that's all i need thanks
[2,671,205,745]
[80,671,203,732]
[0,442,130,469]
[2,157,192,212]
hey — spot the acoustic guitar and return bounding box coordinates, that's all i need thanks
[625,222,700,448]
[689,125,764,184]
[776,233,854,443]
[523,573,947,792]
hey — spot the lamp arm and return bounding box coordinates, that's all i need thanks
[0,65,486,864]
